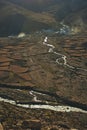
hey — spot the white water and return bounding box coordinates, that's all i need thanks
[0,97,87,113]
[29,91,42,102]
[43,37,87,71]
[29,90,49,104]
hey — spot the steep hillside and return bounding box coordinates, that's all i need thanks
[0,0,87,36]
[45,0,87,27]
[0,0,56,37]
[7,0,87,23]
[0,33,87,129]
[6,0,58,11]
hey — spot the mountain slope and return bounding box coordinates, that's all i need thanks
[0,0,87,36]
[45,0,87,26]
[0,0,56,36]
[6,0,58,12]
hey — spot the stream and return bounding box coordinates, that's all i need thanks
[0,84,87,113]
[43,37,87,71]
[0,96,87,113]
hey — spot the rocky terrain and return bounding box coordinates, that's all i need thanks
[0,32,87,129]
